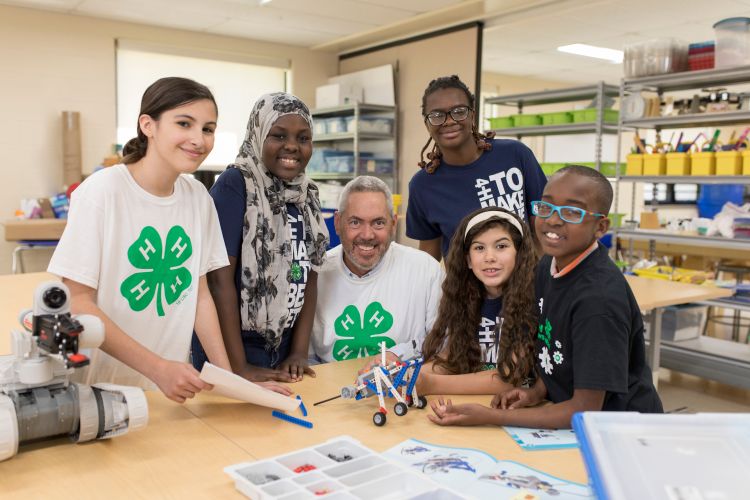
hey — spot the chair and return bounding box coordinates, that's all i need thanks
[12,240,58,274]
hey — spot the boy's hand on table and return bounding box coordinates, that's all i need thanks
[278,353,316,381]
[492,387,540,410]
[257,381,293,396]
[155,360,211,403]
[427,397,495,426]
[238,364,294,383]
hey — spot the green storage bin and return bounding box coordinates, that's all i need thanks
[571,108,619,124]
[540,111,573,125]
[540,163,566,176]
[512,114,542,127]
[578,162,618,177]
[487,116,514,129]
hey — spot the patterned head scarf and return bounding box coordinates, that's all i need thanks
[232,92,329,349]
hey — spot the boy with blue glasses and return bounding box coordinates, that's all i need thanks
[428,165,661,429]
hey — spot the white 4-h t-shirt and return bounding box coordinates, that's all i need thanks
[48,164,228,389]
[311,242,443,363]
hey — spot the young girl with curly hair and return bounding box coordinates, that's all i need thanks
[419,207,538,395]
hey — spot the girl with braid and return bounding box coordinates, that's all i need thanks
[419,207,538,396]
[406,75,547,260]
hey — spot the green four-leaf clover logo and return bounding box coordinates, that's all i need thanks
[120,226,193,317]
[537,318,552,348]
[332,302,395,361]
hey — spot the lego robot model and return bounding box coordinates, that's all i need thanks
[0,281,148,461]
[339,342,427,426]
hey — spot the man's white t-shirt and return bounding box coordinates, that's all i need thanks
[48,164,228,388]
[311,242,443,363]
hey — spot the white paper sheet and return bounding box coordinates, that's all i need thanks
[199,362,300,412]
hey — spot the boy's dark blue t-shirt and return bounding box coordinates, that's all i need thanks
[210,167,310,341]
[406,139,547,256]
[534,243,663,413]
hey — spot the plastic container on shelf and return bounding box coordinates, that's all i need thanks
[326,117,349,134]
[666,152,690,175]
[352,116,394,135]
[539,111,573,125]
[512,113,541,127]
[313,119,328,136]
[571,108,619,124]
[697,184,745,217]
[578,161,617,177]
[643,154,666,175]
[714,17,750,68]
[626,154,644,175]
[690,151,716,175]
[487,116,514,129]
[715,150,743,175]
[623,38,688,77]
[540,163,565,176]
[688,41,715,71]
[742,149,750,175]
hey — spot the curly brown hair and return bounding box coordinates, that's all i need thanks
[422,207,538,385]
[418,75,495,174]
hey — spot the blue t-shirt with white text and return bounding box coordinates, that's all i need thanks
[406,139,546,256]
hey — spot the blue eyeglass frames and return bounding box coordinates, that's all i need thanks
[531,200,605,224]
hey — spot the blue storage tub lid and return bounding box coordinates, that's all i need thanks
[713,17,750,29]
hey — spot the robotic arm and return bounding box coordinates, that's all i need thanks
[0,282,148,461]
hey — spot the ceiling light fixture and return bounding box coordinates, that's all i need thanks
[557,44,623,63]
[259,0,273,5]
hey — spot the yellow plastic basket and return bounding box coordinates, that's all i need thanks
[643,154,666,175]
[690,151,716,175]
[665,152,690,175]
[626,154,643,175]
[715,150,742,175]
[742,150,750,175]
[633,266,707,284]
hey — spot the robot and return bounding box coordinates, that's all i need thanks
[315,342,427,426]
[0,281,148,461]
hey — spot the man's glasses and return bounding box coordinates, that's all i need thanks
[424,106,472,126]
[531,200,605,224]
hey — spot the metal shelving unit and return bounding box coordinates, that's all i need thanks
[615,66,750,389]
[615,65,750,227]
[309,103,398,191]
[485,82,620,172]
[616,229,750,251]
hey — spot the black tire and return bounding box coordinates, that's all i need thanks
[394,402,408,416]
[373,412,386,426]
[415,396,428,409]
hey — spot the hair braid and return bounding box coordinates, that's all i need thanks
[418,75,495,174]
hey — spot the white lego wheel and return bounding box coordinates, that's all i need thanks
[0,394,19,461]
[75,383,99,443]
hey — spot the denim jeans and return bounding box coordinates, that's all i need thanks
[190,330,292,371]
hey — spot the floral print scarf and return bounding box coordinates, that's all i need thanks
[231,92,329,350]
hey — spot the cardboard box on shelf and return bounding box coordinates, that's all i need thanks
[315,83,363,109]
[3,219,66,241]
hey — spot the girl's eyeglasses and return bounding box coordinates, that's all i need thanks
[531,200,605,224]
[424,106,471,126]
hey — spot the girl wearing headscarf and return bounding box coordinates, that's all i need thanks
[191,92,329,382]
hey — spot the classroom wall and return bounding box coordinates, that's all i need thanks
[0,5,338,274]
[338,26,480,246]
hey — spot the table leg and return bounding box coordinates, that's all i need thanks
[648,308,662,388]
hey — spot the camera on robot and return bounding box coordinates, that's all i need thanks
[29,283,97,369]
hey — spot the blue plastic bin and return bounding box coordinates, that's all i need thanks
[697,184,745,218]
